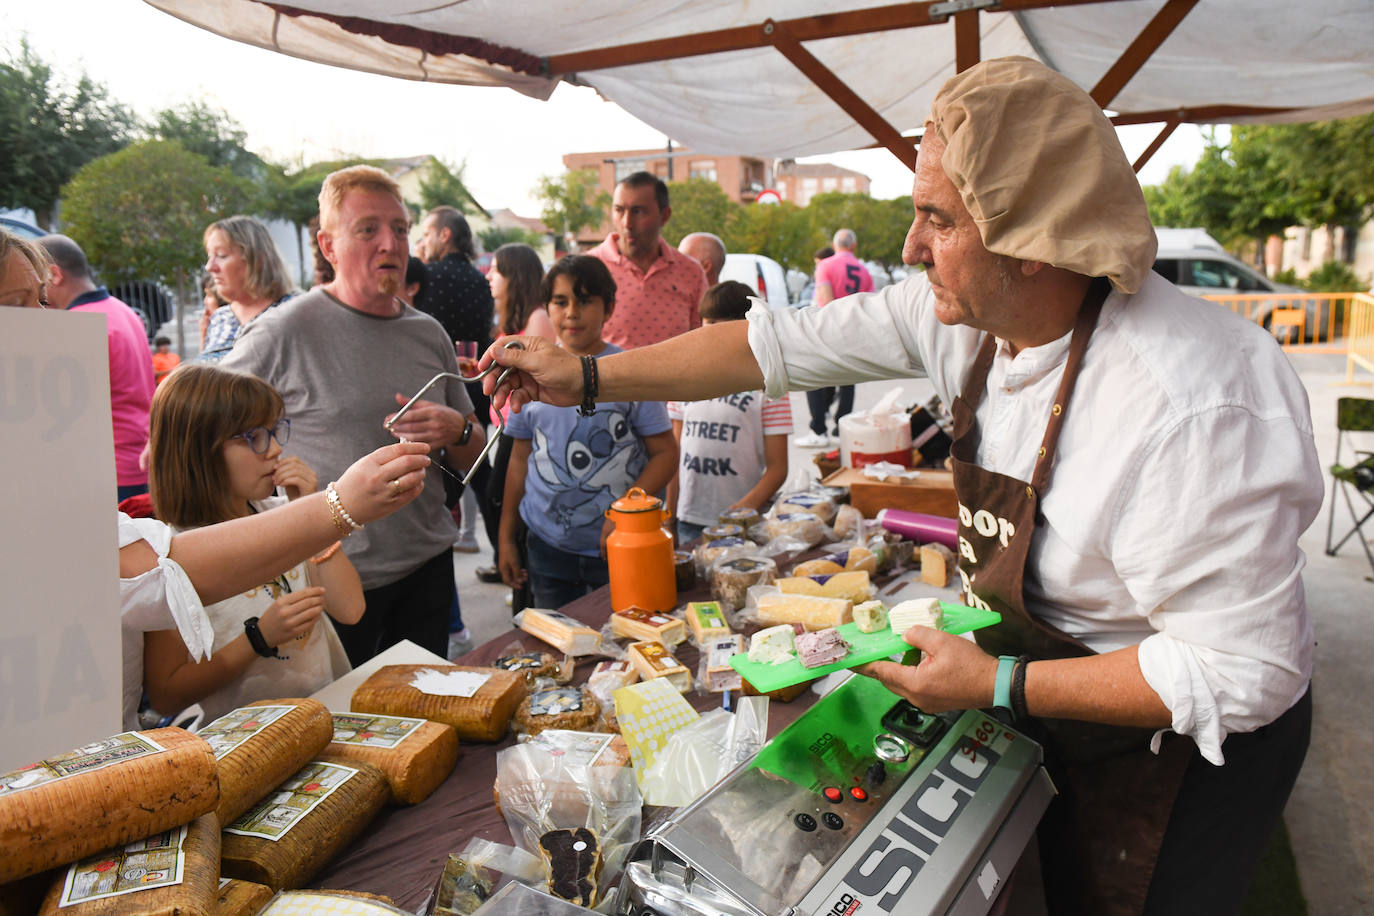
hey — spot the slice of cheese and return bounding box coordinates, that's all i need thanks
[852,600,889,633]
[920,543,957,587]
[626,642,691,693]
[518,608,602,655]
[747,625,797,665]
[610,607,687,646]
[776,570,874,604]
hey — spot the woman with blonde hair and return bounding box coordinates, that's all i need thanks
[142,363,361,723]
[200,215,296,360]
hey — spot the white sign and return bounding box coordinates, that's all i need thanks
[0,309,120,770]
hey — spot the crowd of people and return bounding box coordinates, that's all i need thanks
[0,55,1324,913]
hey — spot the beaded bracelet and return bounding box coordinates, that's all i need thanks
[311,541,343,564]
[326,482,364,534]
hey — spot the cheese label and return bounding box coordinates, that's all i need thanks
[330,713,423,749]
[224,762,359,841]
[59,824,188,905]
[633,642,680,674]
[201,705,294,759]
[706,635,744,668]
[495,653,548,671]
[528,687,585,717]
[617,606,673,627]
[0,732,167,796]
[688,601,727,630]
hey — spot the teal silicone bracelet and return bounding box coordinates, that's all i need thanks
[994,655,1017,712]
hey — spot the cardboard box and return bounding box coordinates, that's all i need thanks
[821,467,957,519]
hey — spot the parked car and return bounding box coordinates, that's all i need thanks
[1153,230,1319,341]
[720,253,791,310]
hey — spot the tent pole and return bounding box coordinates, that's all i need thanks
[763,19,917,170]
[1132,120,1179,173]
[955,10,981,72]
[1090,0,1200,108]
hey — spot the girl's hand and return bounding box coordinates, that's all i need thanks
[498,540,527,589]
[334,442,432,525]
[257,586,327,647]
[273,456,317,501]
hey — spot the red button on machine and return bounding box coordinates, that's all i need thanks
[849,787,868,802]
[823,787,843,803]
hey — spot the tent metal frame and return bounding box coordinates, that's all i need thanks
[270,0,1307,173]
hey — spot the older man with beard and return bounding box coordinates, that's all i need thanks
[222,165,486,665]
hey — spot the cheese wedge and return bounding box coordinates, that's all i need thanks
[610,607,686,646]
[626,642,692,693]
[853,600,889,633]
[776,570,874,604]
[920,543,957,587]
[755,592,853,631]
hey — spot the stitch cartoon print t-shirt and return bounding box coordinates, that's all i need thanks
[505,344,672,557]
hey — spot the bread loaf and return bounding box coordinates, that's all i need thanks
[212,878,274,916]
[220,759,389,889]
[0,728,218,884]
[37,814,220,916]
[350,664,525,743]
[326,713,459,805]
[204,699,334,827]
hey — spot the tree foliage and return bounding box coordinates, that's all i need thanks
[417,157,481,215]
[152,101,264,183]
[478,225,541,252]
[535,168,610,244]
[662,178,735,247]
[60,140,253,287]
[0,39,138,228]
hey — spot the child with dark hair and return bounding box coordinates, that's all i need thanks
[152,336,180,386]
[666,281,792,543]
[499,255,677,608]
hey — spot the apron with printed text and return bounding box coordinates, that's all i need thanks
[948,278,1193,915]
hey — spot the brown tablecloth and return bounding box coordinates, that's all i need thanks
[308,577,827,910]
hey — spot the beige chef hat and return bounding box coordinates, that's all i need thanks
[927,56,1157,294]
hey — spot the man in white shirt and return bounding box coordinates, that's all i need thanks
[487,57,1318,914]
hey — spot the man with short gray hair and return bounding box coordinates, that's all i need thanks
[39,233,155,501]
[678,231,726,287]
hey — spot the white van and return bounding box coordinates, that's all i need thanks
[720,253,792,310]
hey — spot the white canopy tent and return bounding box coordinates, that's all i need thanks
[146,0,1374,171]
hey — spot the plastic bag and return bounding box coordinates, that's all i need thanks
[762,510,830,548]
[709,554,777,612]
[494,730,641,899]
[773,490,838,525]
[490,639,573,685]
[639,697,769,807]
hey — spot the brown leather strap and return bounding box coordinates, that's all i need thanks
[1031,278,1110,493]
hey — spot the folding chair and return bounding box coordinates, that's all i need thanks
[1325,397,1374,571]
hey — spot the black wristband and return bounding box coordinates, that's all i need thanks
[578,354,598,417]
[1010,655,1030,720]
[456,417,473,446]
[243,616,278,658]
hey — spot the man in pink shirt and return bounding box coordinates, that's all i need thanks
[592,171,707,349]
[40,235,156,500]
[797,228,874,447]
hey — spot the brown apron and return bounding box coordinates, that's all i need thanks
[948,278,1193,915]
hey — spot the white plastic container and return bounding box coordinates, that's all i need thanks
[838,410,912,468]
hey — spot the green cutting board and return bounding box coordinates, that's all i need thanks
[728,603,1001,693]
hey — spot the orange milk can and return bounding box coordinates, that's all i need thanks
[605,487,676,613]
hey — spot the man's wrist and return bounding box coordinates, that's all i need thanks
[455,415,473,447]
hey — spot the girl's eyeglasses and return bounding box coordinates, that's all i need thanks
[231,419,291,454]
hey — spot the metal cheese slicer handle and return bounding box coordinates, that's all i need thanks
[387,340,525,487]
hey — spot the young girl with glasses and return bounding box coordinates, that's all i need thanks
[142,363,364,723]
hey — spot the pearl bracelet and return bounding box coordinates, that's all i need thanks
[326,482,364,534]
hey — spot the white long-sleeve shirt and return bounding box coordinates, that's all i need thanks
[747,271,1319,764]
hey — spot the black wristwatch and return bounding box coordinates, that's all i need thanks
[243,617,278,658]
[456,417,473,446]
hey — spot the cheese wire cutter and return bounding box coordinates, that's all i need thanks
[386,340,525,487]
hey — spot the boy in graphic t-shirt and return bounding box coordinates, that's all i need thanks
[499,256,677,610]
[667,281,793,544]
